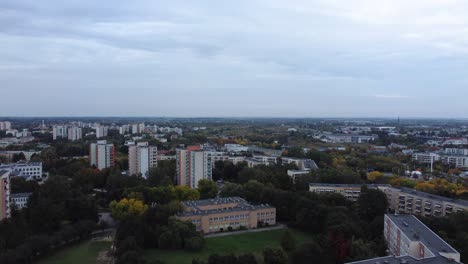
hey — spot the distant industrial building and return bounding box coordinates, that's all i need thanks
[89,140,115,170]
[176,197,276,234]
[128,142,158,178]
[309,183,468,217]
[346,214,461,263]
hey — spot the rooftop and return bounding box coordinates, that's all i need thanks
[178,197,274,217]
[346,255,458,264]
[387,214,458,255]
[10,192,32,198]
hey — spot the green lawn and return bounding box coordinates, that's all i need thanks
[144,228,314,264]
[36,240,112,264]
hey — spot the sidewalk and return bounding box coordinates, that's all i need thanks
[204,224,286,238]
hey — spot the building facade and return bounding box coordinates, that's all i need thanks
[0,161,43,181]
[10,192,31,210]
[128,142,157,178]
[95,126,109,139]
[176,197,276,234]
[176,145,213,188]
[0,170,11,220]
[89,140,115,170]
[52,125,68,140]
[67,127,82,141]
[309,183,468,216]
[346,214,461,264]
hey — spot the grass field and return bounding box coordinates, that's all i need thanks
[144,228,314,264]
[36,240,112,264]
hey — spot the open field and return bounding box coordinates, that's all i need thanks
[144,228,314,264]
[36,240,112,264]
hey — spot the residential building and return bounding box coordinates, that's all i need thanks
[128,142,158,178]
[346,214,461,263]
[287,170,311,183]
[0,161,43,181]
[0,170,11,220]
[119,125,130,135]
[224,144,249,152]
[443,138,468,146]
[89,140,115,170]
[0,121,12,131]
[10,192,31,209]
[444,148,468,156]
[325,134,378,144]
[67,127,82,141]
[52,125,68,140]
[176,145,213,188]
[245,155,278,167]
[175,197,276,234]
[412,152,440,163]
[95,126,108,138]
[281,157,318,170]
[384,214,460,261]
[131,123,145,134]
[309,183,468,216]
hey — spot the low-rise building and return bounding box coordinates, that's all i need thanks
[346,214,461,263]
[309,183,468,216]
[0,161,43,181]
[176,197,276,234]
[10,192,31,209]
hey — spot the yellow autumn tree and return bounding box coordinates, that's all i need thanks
[367,171,384,182]
[109,198,148,220]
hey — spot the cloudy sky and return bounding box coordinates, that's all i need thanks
[1,0,468,117]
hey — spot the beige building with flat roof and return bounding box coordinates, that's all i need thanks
[175,197,276,234]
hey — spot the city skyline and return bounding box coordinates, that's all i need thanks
[1,0,468,117]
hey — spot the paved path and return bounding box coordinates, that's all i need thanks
[204,224,286,238]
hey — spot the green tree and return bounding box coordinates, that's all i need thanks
[263,247,288,264]
[358,187,388,222]
[198,179,218,199]
[291,241,325,264]
[280,230,296,251]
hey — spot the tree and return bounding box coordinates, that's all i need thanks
[280,230,296,251]
[238,253,258,264]
[291,241,326,264]
[198,179,218,199]
[174,186,200,201]
[185,236,205,251]
[110,198,148,221]
[219,182,243,197]
[367,171,384,182]
[263,247,288,264]
[358,187,388,222]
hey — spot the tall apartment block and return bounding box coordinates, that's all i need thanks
[0,121,12,131]
[67,127,82,141]
[176,145,213,188]
[52,125,68,140]
[0,170,11,220]
[128,142,158,178]
[346,214,461,263]
[131,123,145,134]
[309,183,468,217]
[95,126,109,139]
[89,140,115,170]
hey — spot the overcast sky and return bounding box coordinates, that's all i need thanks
[1,0,468,117]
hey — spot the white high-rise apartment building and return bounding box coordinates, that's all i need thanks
[67,127,82,141]
[89,140,115,170]
[95,126,109,138]
[176,145,213,188]
[131,123,145,134]
[0,121,12,131]
[119,125,130,135]
[52,125,68,140]
[128,142,158,178]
